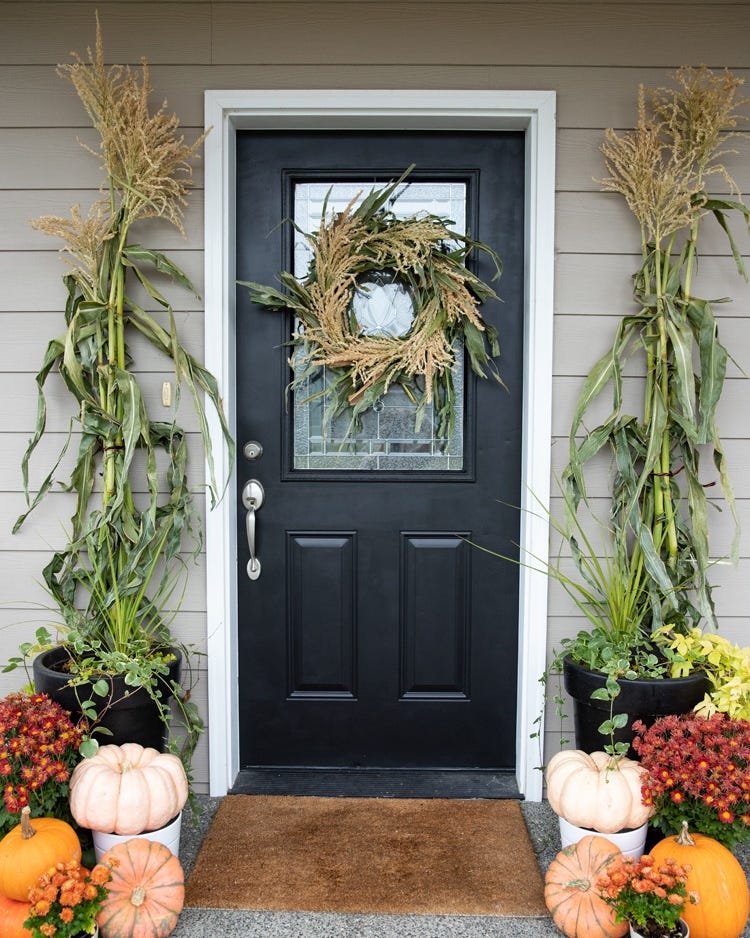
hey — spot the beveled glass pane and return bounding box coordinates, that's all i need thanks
[292,181,466,471]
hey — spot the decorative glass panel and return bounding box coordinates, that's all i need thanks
[292,181,467,471]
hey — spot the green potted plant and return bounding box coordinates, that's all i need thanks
[555,65,750,750]
[505,487,709,756]
[5,18,232,777]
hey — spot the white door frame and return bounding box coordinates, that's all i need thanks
[203,89,556,800]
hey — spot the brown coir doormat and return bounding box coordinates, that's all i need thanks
[185,795,546,916]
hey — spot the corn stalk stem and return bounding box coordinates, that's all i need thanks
[653,244,678,568]
[102,224,129,511]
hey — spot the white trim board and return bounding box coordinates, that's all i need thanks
[203,89,556,801]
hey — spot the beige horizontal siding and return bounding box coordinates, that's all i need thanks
[0,251,204,312]
[3,65,750,130]
[552,375,750,438]
[2,1,750,787]
[0,312,205,373]
[209,3,750,69]
[6,2,750,67]
[0,371,203,432]
[555,254,750,316]
[0,432,208,496]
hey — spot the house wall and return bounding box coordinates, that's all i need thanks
[2,0,750,792]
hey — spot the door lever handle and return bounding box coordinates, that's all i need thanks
[242,479,265,580]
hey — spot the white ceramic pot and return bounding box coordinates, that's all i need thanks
[558,815,648,860]
[629,919,688,938]
[92,810,182,861]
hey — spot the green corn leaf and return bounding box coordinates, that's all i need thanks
[665,317,696,426]
[18,335,65,508]
[123,258,170,308]
[13,420,74,534]
[712,435,740,562]
[703,198,750,280]
[68,430,99,539]
[123,245,199,296]
[692,299,728,443]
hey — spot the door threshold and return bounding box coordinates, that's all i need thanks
[230,767,520,799]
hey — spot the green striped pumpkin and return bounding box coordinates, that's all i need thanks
[97,839,184,938]
[544,835,627,938]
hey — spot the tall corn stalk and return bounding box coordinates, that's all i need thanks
[564,67,748,637]
[13,20,233,763]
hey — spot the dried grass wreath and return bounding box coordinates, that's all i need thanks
[242,170,505,442]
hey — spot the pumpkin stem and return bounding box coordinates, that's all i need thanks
[20,806,36,840]
[675,821,695,847]
[121,760,133,774]
[131,885,146,907]
[562,878,592,892]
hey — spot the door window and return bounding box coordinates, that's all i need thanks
[292,181,466,471]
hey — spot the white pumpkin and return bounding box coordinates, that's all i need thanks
[545,749,653,833]
[69,743,188,835]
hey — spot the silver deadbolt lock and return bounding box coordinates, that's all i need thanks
[242,479,264,580]
[243,440,263,461]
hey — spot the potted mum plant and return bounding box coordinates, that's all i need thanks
[596,852,697,938]
[0,692,84,837]
[7,18,232,776]
[555,65,750,751]
[24,858,113,938]
[633,712,750,849]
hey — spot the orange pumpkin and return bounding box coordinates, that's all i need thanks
[651,822,750,938]
[97,838,184,938]
[0,894,34,938]
[0,807,81,902]
[544,834,628,938]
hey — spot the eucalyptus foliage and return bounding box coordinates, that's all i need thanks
[11,20,233,769]
[563,67,749,650]
[241,169,503,442]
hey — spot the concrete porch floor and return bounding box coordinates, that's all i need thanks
[171,797,750,938]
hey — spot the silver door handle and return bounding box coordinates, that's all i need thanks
[242,479,264,580]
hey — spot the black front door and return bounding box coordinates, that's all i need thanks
[235,130,524,771]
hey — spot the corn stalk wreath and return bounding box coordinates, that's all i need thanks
[241,170,504,442]
[11,21,233,765]
[563,66,749,636]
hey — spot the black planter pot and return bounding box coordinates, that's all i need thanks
[563,656,710,756]
[33,646,181,752]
